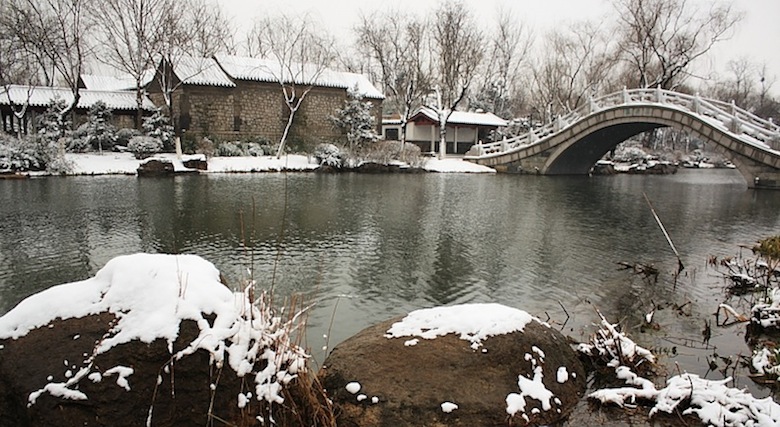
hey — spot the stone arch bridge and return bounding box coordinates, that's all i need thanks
[464,88,780,189]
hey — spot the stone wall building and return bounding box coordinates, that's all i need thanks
[0,85,155,135]
[146,55,384,149]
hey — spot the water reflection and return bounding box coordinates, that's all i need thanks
[1,169,779,389]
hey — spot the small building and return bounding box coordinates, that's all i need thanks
[0,85,156,135]
[382,107,508,155]
[145,55,384,148]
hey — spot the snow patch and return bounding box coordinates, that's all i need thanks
[556,367,569,383]
[104,366,134,391]
[506,348,557,417]
[237,392,251,409]
[423,158,496,173]
[345,382,361,394]
[385,303,538,349]
[441,401,458,413]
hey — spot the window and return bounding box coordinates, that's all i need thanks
[385,128,399,140]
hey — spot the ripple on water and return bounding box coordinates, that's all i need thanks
[1,172,780,394]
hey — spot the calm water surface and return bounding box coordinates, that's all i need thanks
[1,169,778,393]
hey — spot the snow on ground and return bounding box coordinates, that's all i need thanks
[56,152,495,175]
[208,154,319,172]
[65,153,140,175]
[422,157,496,173]
[0,253,308,413]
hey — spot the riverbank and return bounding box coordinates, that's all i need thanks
[24,153,497,176]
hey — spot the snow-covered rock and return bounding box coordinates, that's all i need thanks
[0,253,323,427]
[319,303,586,426]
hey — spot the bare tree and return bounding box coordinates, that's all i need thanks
[5,0,93,122]
[613,0,742,89]
[249,14,335,158]
[92,0,174,128]
[184,0,236,57]
[0,3,40,136]
[471,7,532,120]
[426,0,483,159]
[0,1,59,86]
[355,9,429,145]
[707,58,779,121]
[529,21,615,123]
[152,0,234,135]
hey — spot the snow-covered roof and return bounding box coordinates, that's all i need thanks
[215,55,384,99]
[80,71,154,91]
[412,107,508,127]
[0,85,156,111]
[172,56,235,87]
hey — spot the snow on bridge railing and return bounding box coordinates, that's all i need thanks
[465,88,780,159]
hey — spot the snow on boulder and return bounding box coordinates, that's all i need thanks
[319,303,586,427]
[0,253,326,427]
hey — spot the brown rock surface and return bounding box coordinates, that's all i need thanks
[319,313,586,426]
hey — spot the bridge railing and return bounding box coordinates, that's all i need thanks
[466,88,780,159]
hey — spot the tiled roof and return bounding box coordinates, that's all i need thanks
[80,71,154,91]
[411,107,508,127]
[173,57,235,87]
[215,55,384,99]
[0,85,156,111]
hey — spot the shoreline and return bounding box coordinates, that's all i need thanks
[9,152,498,177]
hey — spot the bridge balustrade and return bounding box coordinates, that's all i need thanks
[466,88,780,159]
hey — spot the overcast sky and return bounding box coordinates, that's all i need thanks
[219,0,779,90]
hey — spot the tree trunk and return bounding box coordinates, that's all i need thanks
[438,117,447,160]
[276,109,296,159]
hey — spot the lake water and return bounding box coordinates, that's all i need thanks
[1,169,779,394]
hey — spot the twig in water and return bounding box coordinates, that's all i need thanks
[557,300,570,329]
[643,192,684,276]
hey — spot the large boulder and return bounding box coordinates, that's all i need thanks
[319,304,586,426]
[136,158,174,176]
[0,254,326,427]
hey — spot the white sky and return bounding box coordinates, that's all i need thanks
[219,0,779,90]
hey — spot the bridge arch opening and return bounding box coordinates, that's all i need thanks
[544,122,667,175]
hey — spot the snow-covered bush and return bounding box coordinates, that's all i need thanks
[216,141,243,157]
[85,101,117,154]
[314,143,342,168]
[66,123,91,153]
[142,109,174,150]
[246,142,264,157]
[35,98,70,143]
[115,128,142,147]
[329,85,379,152]
[0,134,66,172]
[196,137,215,157]
[612,144,649,162]
[45,153,73,174]
[127,136,163,159]
[361,140,423,167]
